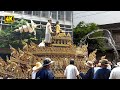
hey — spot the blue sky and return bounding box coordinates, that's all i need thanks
[73,11,120,27]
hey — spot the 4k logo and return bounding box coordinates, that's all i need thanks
[4,16,14,23]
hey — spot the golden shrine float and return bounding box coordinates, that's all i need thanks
[0,32,100,79]
[0,20,101,79]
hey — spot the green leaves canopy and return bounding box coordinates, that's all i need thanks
[73,21,106,52]
[0,19,37,49]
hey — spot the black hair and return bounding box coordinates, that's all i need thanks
[70,59,74,65]
[56,21,59,24]
[48,20,52,22]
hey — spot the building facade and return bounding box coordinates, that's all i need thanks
[99,23,120,50]
[0,11,73,37]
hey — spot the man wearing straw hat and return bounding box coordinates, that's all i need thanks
[35,58,55,79]
[80,61,94,79]
[32,62,42,79]
[93,59,111,79]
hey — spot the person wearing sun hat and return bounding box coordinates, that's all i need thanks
[80,61,94,79]
[32,62,42,79]
[35,58,55,79]
[93,59,111,79]
[85,61,94,68]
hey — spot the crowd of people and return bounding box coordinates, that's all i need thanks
[34,18,120,79]
[32,58,55,79]
[31,57,120,79]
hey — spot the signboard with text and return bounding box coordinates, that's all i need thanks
[4,16,14,23]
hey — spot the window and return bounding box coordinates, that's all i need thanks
[113,33,120,43]
[0,16,3,22]
[5,11,13,13]
[24,11,32,15]
[65,25,71,28]
[51,11,57,19]
[42,11,49,18]
[14,11,23,14]
[58,11,64,20]
[66,11,72,21]
[2,25,10,30]
[33,11,40,17]
[41,22,47,25]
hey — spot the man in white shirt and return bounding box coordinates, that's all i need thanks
[44,19,53,45]
[109,62,120,79]
[64,59,79,79]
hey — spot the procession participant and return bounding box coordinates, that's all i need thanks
[64,59,79,79]
[93,60,101,75]
[107,61,112,70]
[44,18,54,46]
[55,21,61,35]
[109,62,120,79]
[55,21,64,35]
[35,58,55,79]
[80,61,94,79]
[93,59,111,79]
[32,62,42,79]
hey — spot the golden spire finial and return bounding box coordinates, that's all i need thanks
[67,33,71,37]
[88,49,97,61]
[101,55,106,60]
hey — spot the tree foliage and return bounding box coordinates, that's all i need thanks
[0,19,38,49]
[73,21,106,52]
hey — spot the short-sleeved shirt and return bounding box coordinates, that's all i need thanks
[64,64,79,79]
[35,68,54,79]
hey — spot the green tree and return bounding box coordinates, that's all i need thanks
[0,19,38,49]
[73,21,106,52]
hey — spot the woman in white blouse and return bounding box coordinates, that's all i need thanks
[32,62,42,79]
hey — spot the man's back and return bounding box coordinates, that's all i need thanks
[109,67,120,79]
[64,65,79,79]
[36,68,54,79]
[94,67,101,75]
[93,68,111,79]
